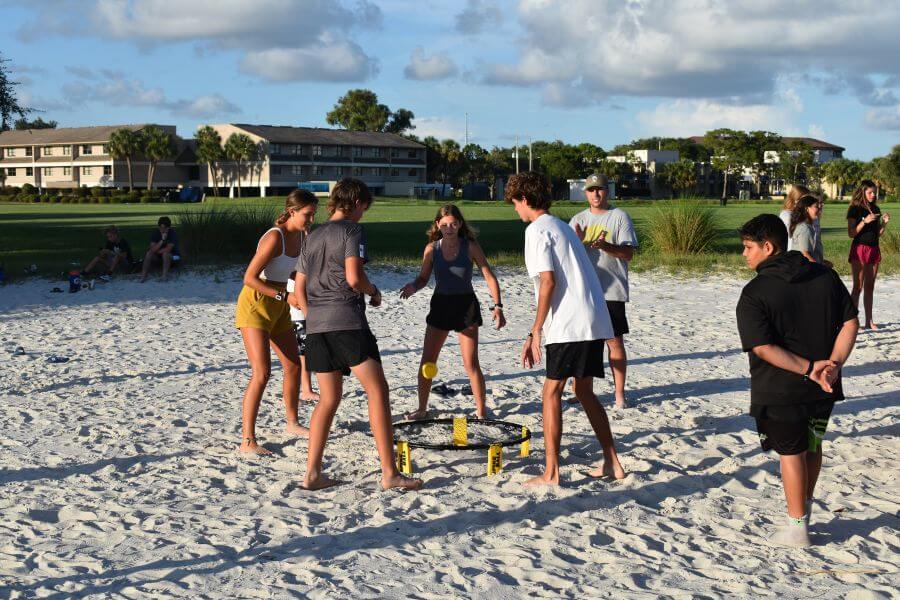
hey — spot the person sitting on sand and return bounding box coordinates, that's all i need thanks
[736,214,858,548]
[83,225,133,280]
[234,190,318,454]
[293,178,422,492]
[399,204,505,420]
[789,194,831,268]
[139,216,181,282]
[505,171,625,487]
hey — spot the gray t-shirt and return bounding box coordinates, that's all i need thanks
[791,221,824,264]
[296,220,369,334]
[569,207,638,302]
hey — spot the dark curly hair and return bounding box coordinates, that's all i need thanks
[504,171,552,210]
[328,178,373,215]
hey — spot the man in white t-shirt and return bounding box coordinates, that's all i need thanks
[569,173,638,408]
[506,171,626,487]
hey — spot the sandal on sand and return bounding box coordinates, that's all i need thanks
[46,355,70,364]
[460,384,473,396]
[431,383,456,397]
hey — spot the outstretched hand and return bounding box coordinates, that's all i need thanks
[809,359,840,393]
[574,223,586,241]
[399,282,416,299]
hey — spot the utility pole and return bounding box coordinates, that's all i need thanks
[464,112,468,147]
[528,136,533,171]
[515,134,520,174]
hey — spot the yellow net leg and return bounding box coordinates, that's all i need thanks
[396,441,412,474]
[487,443,503,476]
[453,416,468,447]
[520,426,530,457]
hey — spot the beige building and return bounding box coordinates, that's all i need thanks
[205,124,427,197]
[0,124,200,190]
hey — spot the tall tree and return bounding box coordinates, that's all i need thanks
[533,140,581,198]
[461,143,488,184]
[422,136,443,183]
[777,139,816,185]
[142,125,176,190]
[659,159,698,197]
[746,131,783,196]
[703,128,751,200]
[223,133,255,198]
[596,159,621,182]
[326,89,415,134]
[108,128,142,191]
[576,143,606,176]
[822,158,865,200]
[195,126,224,198]
[0,53,31,131]
[438,139,462,187]
[14,116,57,130]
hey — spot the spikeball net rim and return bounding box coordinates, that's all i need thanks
[392,417,531,451]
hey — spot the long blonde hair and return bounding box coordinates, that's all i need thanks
[426,204,477,242]
[275,189,318,225]
[783,184,811,211]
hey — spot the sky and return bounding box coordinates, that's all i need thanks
[2,0,899,160]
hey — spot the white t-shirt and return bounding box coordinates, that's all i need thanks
[778,209,793,251]
[285,278,305,322]
[524,213,614,345]
[568,207,638,302]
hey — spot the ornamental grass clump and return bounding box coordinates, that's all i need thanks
[177,205,277,263]
[646,200,720,254]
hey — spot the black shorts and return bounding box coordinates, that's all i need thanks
[606,301,629,337]
[305,328,381,375]
[426,292,483,332]
[545,340,606,381]
[293,320,307,356]
[753,402,834,455]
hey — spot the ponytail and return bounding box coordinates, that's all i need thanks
[274,189,318,226]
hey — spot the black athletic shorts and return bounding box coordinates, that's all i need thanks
[545,339,606,381]
[305,328,381,375]
[426,292,483,332]
[753,402,834,455]
[606,301,629,337]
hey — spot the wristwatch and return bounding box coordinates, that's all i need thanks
[491,303,503,310]
[803,360,813,380]
[274,290,287,302]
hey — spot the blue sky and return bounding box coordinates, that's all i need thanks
[2,0,899,159]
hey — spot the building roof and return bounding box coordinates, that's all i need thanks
[689,135,844,151]
[229,124,424,149]
[0,124,150,147]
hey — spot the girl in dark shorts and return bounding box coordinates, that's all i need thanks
[400,204,506,419]
[846,180,891,329]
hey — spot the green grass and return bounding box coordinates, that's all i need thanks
[1,198,897,280]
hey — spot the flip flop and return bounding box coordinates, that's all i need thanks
[460,384,473,396]
[12,346,25,356]
[47,355,70,364]
[50,287,64,293]
[431,383,456,396]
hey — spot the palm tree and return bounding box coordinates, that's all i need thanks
[223,133,255,198]
[195,126,224,197]
[108,128,141,191]
[142,125,176,190]
[659,159,697,197]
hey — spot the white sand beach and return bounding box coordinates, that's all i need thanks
[0,269,897,598]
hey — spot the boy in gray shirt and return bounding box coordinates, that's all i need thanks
[569,174,639,408]
[294,178,422,492]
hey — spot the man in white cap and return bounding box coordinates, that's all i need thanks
[569,173,638,408]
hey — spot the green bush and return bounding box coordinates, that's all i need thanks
[90,196,100,204]
[882,227,900,254]
[75,187,90,197]
[90,186,106,197]
[18,193,38,203]
[78,196,92,204]
[110,195,126,204]
[99,196,111,204]
[177,205,278,262]
[127,191,141,203]
[645,201,720,254]
[52,195,62,203]
[21,183,36,194]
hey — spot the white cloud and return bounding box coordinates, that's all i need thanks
[808,124,827,139]
[455,0,502,35]
[412,116,468,143]
[403,47,458,81]
[12,0,382,83]
[865,106,900,130]
[635,100,792,137]
[484,0,900,106]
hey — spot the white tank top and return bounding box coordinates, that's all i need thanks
[258,227,297,283]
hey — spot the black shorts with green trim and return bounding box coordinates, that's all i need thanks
[752,402,834,455]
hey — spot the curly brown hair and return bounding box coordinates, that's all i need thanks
[504,171,552,210]
[327,178,373,215]
[426,204,477,242]
[275,189,318,225]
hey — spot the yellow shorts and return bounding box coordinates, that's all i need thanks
[234,284,294,336]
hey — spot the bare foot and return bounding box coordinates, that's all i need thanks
[524,472,559,487]
[868,322,879,330]
[588,458,627,480]
[239,440,273,456]
[284,422,310,437]
[475,409,488,419]
[303,473,341,491]
[405,408,428,420]
[615,395,628,409]
[301,390,320,402]
[381,473,423,491]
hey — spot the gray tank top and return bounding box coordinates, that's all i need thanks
[433,238,474,295]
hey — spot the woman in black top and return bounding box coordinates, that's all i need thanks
[846,180,891,329]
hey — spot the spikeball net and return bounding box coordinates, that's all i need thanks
[392,417,532,476]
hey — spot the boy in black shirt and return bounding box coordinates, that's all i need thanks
[735,214,858,547]
[84,225,134,279]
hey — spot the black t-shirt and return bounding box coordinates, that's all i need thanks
[846,203,881,247]
[104,238,133,263]
[151,228,180,256]
[736,252,857,407]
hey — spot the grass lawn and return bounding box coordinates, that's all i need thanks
[1,198,897,281]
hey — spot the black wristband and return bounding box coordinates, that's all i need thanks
[803,360,814,379]
[491,303,503,310]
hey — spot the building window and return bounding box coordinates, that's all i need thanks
[83,166,92,175]
[352,146,362,157]
[372,147,382,158]
[312,145,322,157]
[372,167,382,176]
[63,167,71,176]
[408,169,417,177]
[42,147,51,156]
[103,165,111,176]
[352,166,362,176]
[271,165,282,175]
[408,150,417,158]
[25,146,32,156]
[102,144,109,154]
[291,165,303,176]
[289,145,302,156]
[391,168,399,177]
[6,148,14,157]
[312,165,323,176]
[6,168,15,176]
[270,143,282,155]
[82,145,93,155]
[390,148,400,158]
[63,146,71,155]
[26,167,33,176]
[336,166,344,176]
[44,167,54,176]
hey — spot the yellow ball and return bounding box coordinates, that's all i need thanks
[421,362,438,379]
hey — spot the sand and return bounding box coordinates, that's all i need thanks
[0,268,897,598]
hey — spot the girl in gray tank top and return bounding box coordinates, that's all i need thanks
[399,204,506,420]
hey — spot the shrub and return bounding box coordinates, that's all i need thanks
[90,196,100,204]
[140,195,154,203]
[645,201,720,254]
[21,183,35,194]
[78,195,92,204]
[99,196,111,204]
[59,195,70,204]
[110,195,126,204]
[90,186,106,197]
[882,227,900,254]
[177,205,278,262]
[52,195,62,203]
[75,187,90,197]
[127,191,141,203]
[18,193,38,203]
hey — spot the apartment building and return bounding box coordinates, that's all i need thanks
[205,124,427,197]
[0,124,199,190]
